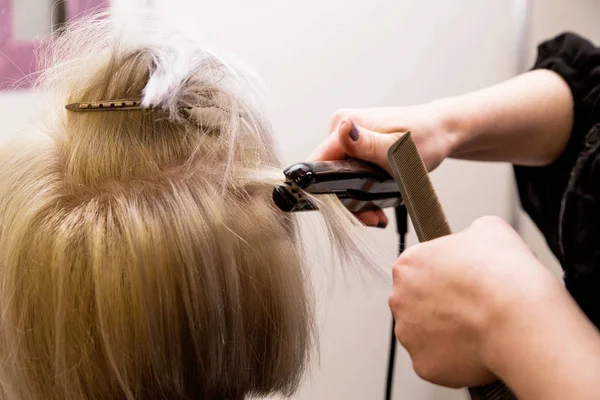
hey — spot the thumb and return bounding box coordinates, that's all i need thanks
[338,118,404,174]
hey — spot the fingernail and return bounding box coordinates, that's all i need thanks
[377,222,387,229]
[349,120,360,141]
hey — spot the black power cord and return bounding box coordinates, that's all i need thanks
[385,205,408,400]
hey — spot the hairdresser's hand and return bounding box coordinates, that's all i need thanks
[309,103,456,227]
[310,103,456,173]
[388,216,564,389]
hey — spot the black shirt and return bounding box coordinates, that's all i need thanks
[515,32,600,328]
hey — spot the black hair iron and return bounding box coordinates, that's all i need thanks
[272,159,402,213]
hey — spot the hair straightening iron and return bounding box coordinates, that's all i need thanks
[272,159,402,213]
[272,133,516,400]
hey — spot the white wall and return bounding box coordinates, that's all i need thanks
[13,0,52,40]
[1,0,53,124]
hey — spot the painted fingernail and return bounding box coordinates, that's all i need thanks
[377,222,387,229]
[349,120,360,141]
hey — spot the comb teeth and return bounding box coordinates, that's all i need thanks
[386,132,451,242]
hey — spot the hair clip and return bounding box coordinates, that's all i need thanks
[65,98,144,112]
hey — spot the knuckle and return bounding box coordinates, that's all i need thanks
[478,215,505,226]
[412,357,437,383]
[332,108,347,117]
[362,133,377,158]
[397,246,417,267]
[392,257,413,285]
[391,261,403,281]
[472,215,509,231]
[393,318,416,350]
[332,109,352,124]
[394,320,408,345]
[388,294,396,312]
[388,290,401,311]
[389,269,407,312]
[409,349,445,383]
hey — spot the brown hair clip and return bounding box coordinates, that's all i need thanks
[65,98,144,112]
[65,98,199,115]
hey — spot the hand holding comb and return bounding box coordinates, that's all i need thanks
[386,132,517,400]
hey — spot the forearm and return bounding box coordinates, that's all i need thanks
[436,69,574,166]
[484,277,600,400]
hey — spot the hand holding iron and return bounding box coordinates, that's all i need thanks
[309,103,455,227]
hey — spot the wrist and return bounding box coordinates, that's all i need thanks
[426,97,471,159]
[479,270,554,370]
[478,265,576,378]
[479,272,600,399]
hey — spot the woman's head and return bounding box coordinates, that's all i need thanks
[0,14,312,400]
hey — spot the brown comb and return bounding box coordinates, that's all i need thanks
[386,132,451,241]
[386,133,517,400]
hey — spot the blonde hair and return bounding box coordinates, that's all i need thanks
[0,12,381,400]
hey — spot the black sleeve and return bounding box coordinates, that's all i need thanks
[514,32,600,262]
